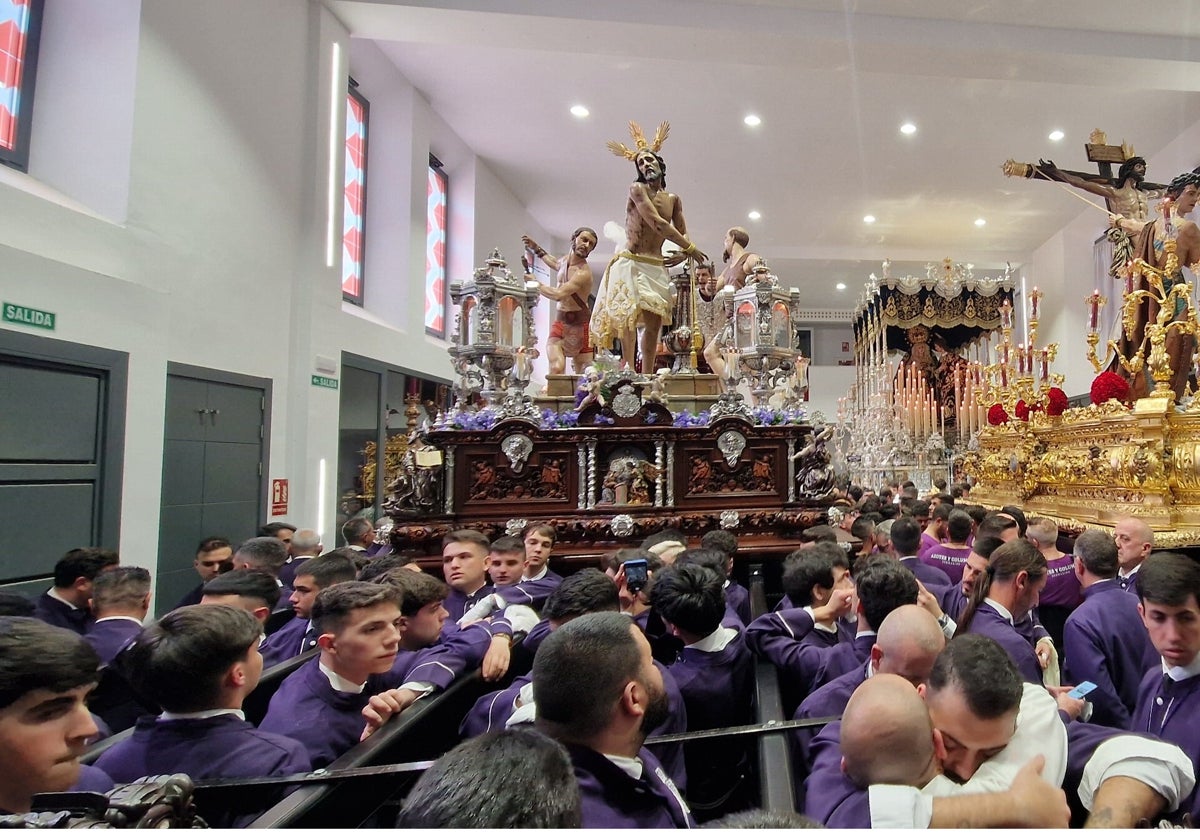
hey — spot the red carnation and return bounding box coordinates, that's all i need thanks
[1090,371,1129,405]
[987,403,1009,425]
[1046,387,1069,416]
[1014,400,1031,421]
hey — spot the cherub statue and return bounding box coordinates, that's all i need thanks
[646,368,671,406]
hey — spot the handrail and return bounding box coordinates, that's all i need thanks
[748,566,798,814]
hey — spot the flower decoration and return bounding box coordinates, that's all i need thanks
[987,403,1009,425]
[1045,387,1069,417]
[1090,371,1130,406]
[1014,400,1031,422]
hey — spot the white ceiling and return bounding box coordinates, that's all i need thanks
[331,0,1200,308]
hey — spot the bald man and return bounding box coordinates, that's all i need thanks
[1113,517,1152,591]
[793,605,945,776]
[840,674,942,789]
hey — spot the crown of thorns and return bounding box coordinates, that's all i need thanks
[606,120,670,161]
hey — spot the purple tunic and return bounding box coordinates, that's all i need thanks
[725,582,751,627]
[172,582,205,610]
[793,662,869,780]
[442,586,494,625]
[1062,579,1157,728]
[569,744,694,829]
[95,714,310,826]
[495,574,561,613]
[460,674,531,738]
[386,621,497,690]
[34,592,92,635]
[961,602,1042,684]
[260,616,315,669]
[1117,568,1140,592]
[83,618,142,665]
[1040,554,1082,608]
[921,544,972,585]
[899,555,952,588]
[745,607,862,713]
[72,763,114,794]
[666,631,754,806]
[258,657,394,767]
[919,531,940,556]
[802,721,871,827]
[521,618,552,655]
[1131,669,1200,821]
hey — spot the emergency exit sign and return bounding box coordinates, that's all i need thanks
[311,375,339,390]
[3,302,56,331]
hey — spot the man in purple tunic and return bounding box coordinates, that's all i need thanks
[34,547,117,634]
[261,552,358,668]
[440,529,495,627]
[956,540,1048,684]
[230,536,294,613]
[522,522,564,588]
[0,618,110,816]
[83,566,150,665]
[650,564,753,814]
[484,535,561,615]
[700,529,751,626]
[919,503,952,557]
[93,604,310,826]
[1063,529,1157,728]
[1131,552,1200,823]
[1115,516,1153,592]
[891,516,952,588]
[921,509,974,584]
[259,581,410,767]
[172,536,232,610]
[746,543,855,713]
[534,612,694,828]
[1027,516,1082,650]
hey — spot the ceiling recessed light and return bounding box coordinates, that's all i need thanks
[836,282,847,291]
[744,114,761,127]
[900,122,917,135]
[748,210,762,221]
[1048,129,1064,142]
[569,104,589,118]
[974,218,987,227]
[863,215,876,224]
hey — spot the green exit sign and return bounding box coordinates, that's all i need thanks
[311,375,339,390]
[3,302,56,331]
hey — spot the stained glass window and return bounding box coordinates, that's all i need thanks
[425,156,447,336]
[342,83,368,305]
[0,0,43,171]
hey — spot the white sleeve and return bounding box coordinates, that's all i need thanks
[1078,736,1196,813]
[867,785,934,829]
[952,682,1067,793]
[397,680,435,697]
[501,604,540,635]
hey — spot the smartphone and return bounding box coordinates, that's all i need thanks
[1068,681,1097,700]
[623,559,649,594]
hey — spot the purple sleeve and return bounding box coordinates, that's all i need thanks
[745,608,824,675]
[495,577,559,610]
[401,622,494,689]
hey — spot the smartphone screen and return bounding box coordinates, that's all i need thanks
[623,559,649,593]
[1068,681,1097,700]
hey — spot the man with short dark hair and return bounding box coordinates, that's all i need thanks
[891,516,951,587]
[1132,553,1200,822]
[920,503,952,556]
[261,552,358,667]
[259,581,406,767]
[94,604,310,826]
[232,536,292,610]
[34,547,118,634]
[921,509,974,584]
[650,564,753,813]
[173,536,233,609]
[1027,516,1081,651]
[534,612,693,828]
[201,569,281,629]
[0,618,112,814]
[978,512,1020,543]
[522,523,562,588]
[397,728,582,828]
[700,529,749,626]
[84,566,151,665]
[259,521,296,548]
[1064,530,1157,728]
[441,529,493,625]
[341,517,375,553]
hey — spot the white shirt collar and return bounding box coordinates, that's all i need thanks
[45,588,80,610]
[855,629,877,641]
[523,565,550,582]
[686,626,738,653]
[984,597,1014,624]
[319,661,367,693]
[802,605,837,634]
[1164,652,1200,682]
[603,752,645,781]
[93,615,143,625]
[1120,563,1143,580]
[159,708,245,722]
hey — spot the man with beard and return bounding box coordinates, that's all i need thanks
[534,611,692,828]
[523,227,598,375]
[703,226,762,380]
[594,122,706,372]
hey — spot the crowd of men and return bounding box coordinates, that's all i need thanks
[2,488,1200,829]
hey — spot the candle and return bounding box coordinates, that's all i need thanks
[1040,349,1048,381]
[1030,288,1040,320]
[999,300,1013,329]
[1089,290,1100,331]
[1017,344,1026,375]
[1000,365,1008,387]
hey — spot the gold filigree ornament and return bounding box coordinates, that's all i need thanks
[606,121,671,161]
